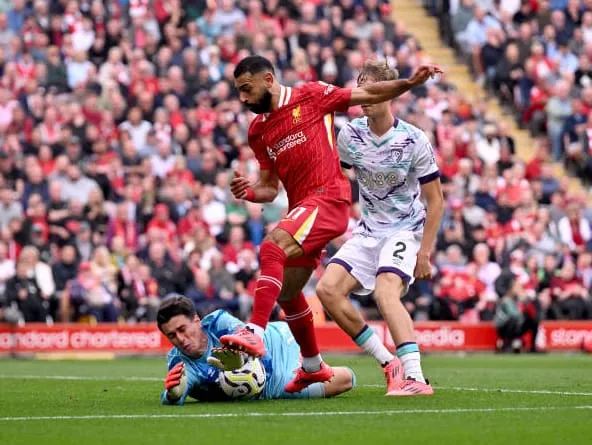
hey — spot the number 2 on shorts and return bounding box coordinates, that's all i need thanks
[393,241,406,260]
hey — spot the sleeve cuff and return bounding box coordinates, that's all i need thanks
[418,170,441,185]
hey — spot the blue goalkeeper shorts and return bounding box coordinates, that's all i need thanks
[260,321,313,400]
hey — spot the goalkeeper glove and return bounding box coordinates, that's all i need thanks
[165,362,187,401]
[206,347,246,371]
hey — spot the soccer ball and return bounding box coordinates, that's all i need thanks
[218,357,266,400]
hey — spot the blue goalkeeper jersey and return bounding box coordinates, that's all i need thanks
[160,310,307,405]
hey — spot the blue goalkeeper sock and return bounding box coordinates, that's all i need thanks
[396,342,426,383]
[353,325,394,367]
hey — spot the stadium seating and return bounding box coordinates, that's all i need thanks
[0,0,590,328]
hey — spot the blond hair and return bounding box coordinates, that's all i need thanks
[357,60,399,84]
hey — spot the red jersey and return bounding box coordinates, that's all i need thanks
[247,82,352,207]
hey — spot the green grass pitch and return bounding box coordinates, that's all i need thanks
[0,354,591,445]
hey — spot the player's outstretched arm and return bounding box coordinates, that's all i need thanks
[161,362,191,406]
[349,65,443,106]
[230,170,279,203]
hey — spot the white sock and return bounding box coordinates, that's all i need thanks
[399,351,426,383]
[307,382,326,399]
[302,354,322,372]
[354,326,394,367]
[246,323,265,339]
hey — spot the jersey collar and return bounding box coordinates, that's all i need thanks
[263,85,293,121]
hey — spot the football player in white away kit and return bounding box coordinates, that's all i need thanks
[316,61,444,396]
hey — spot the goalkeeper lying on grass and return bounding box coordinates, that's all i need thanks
[157,294,355,405]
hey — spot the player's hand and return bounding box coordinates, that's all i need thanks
[230,171,251,199]
[207,347,246,371]
[414,252,433,280]
[409,65,443,87]
[165,362,184,390]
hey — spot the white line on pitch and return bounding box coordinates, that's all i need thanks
[437,386,592,397]
[2,375,591,397]
[361,384,592,396]
[0,374,161,382]
[1,406,591,422]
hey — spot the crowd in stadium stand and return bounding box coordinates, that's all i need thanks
[0,0,590,328]
[438,0,592,178]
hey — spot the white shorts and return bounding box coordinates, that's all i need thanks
[329,231,421,295]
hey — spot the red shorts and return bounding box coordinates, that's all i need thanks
[277,196,350,269]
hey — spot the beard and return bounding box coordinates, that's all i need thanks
[244,90,272,114]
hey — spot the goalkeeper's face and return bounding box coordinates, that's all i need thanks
[161,314,207,358]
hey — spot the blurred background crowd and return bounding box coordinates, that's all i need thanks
[0,0,590,329]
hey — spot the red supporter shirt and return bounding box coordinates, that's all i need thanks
[222,241,256,265]
[437,155,459,180]
[497,178,530,207]
[248,82,352,207]
[177,215,209,239]
[525,156,542,180]
[146,218,177,242]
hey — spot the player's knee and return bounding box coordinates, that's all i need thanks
[265,229,303,258]
[374,288,404,306]
[343,370,354,392]
[316,279,340,306]
[374,281,405,305]
[259,240,287,263]
[375,273,406,301]
[336,367,355,393]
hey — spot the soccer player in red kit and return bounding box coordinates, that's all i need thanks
[221,55,441,392]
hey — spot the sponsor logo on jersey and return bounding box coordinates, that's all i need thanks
[357,169,405,190]
[292,105,302,125]
[267,131,308,160]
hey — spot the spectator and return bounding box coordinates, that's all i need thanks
[52,244,78,295]
[209,251,236,301]
[65,261,119,322]
[146,203,177,243]
[119,107,153,154]
[186,268,237,317]
[550,260,592,319]
[0,184,22,230]
[494,270,540,352]
[546,80,573,161]
[558,200,592,252]
[476,124,502,164]
[59,164,100,205]
[473,243,502,294]
[90,245,118,294]
[5,260,46,323]
[222,225,255,274]
[106,203,138,252]
[19,245,55,303]
[150,138,176,179]
[199,185,227,238]
[0,240,15,299]
[22,163,49,206]
[146,241,179,296]
[66,51,94,90]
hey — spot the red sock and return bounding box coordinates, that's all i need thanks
[279,293,320,358]
[250,241,286,328]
